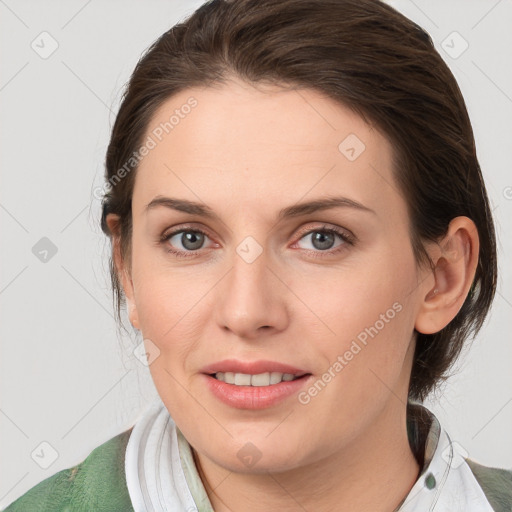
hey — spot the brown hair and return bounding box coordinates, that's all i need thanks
[101,0,497,402]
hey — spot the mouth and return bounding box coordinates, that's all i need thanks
[201,360,312,409]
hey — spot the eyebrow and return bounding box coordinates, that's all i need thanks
[144,195,375,220]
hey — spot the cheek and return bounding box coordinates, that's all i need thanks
[134,279,207,357]
[296,251,417,395]
[130,267,185,353]
[295,250,415,343]
[131,239,204,323]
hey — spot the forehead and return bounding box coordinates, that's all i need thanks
[132,78,402,219]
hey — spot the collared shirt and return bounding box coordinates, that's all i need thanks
[124,398,495,512]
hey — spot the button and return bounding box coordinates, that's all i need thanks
[425,472,436,490]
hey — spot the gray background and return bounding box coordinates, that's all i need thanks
[1,0,511,507]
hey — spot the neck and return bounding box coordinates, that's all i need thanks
[194,398,421,512]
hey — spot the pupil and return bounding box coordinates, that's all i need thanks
[312,232,334,250]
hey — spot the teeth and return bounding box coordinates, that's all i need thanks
[270,372,283,384]
[251,372,270,386]
[234,373,252,386]
[214,372,298,386]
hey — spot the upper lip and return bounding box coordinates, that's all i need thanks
[201,359,309,376]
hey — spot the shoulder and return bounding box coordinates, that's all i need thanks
[466,458,512,512]
[2,428,134,512]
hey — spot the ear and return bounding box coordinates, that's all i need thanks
[415,216,479,335]
[105,213,140,330]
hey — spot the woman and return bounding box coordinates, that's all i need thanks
[4,0,511,510]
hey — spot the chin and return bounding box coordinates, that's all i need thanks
[214,449,306,475]
[198,429,316,475]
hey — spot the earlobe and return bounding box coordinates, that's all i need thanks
[415,216,479,335]
[119,262,140,330]
[126,294,140,331]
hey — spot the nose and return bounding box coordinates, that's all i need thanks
[214,245,289,340]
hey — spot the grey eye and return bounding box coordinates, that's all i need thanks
[296,230,345,251]
[169,231,206,251]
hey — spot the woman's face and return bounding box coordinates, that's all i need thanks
[122,78,430,473]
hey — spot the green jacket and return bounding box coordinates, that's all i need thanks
[3,429,134,512]
[3,428,512,511]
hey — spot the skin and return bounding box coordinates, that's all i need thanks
[107,77,479,511]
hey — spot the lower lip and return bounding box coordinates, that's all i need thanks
[204,374,311,410]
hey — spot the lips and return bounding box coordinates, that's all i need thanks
[201,359,312,409]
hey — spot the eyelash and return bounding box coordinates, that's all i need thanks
[159,224,355,259]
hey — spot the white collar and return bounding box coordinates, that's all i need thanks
[125,397,494,512]
[124,398,207,511]
[397,403,494,511]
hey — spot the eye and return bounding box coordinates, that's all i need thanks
[294,225,354,255]
[160,227,216,257]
